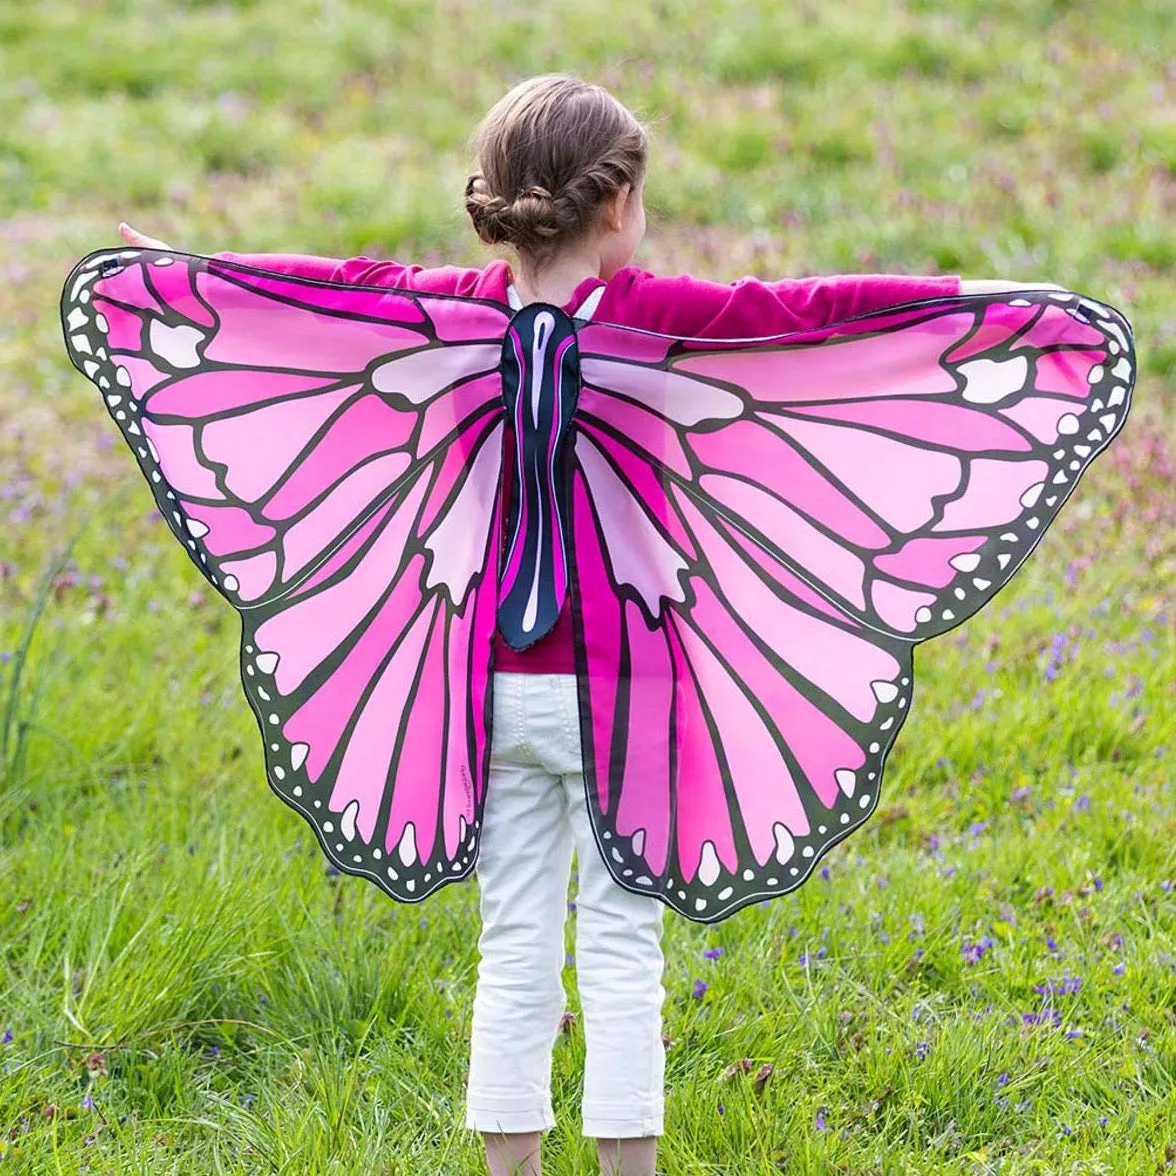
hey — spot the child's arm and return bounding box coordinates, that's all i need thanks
[117,224,421,287]
[611,269,1069,340]
[613,269,961,338]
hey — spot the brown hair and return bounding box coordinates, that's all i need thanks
[465,75,647,263]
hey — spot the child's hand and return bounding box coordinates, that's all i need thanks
[118,222,175,251]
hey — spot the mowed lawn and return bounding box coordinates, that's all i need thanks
[1,1,1174,1172]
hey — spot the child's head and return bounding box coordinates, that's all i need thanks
[465,75,647,279]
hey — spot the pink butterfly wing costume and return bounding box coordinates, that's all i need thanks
[60,249,1135,923]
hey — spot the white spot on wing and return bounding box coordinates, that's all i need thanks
[397,822,417,867]
[959,355,1028,404]
[697,841,720,886]
[149,319,205,369]
[1020,482,1044,508]
[835,769,856,797]
[772,823,795,864]
[341,800,359,841]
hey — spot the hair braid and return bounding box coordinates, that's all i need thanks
[464,75,647,261]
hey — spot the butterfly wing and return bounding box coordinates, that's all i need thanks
[570,291,1134,922]
[61,248,510,902]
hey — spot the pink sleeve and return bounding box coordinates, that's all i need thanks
[612,268,961,338]
[211,252,491,297]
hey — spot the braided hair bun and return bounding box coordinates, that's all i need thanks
[465,75,647,258]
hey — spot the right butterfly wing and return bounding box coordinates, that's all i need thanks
[569,292,1133,922]
[62,248,511,902]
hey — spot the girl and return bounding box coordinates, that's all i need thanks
[119,73,1058,1176]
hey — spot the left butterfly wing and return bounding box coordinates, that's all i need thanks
[61,248,510,902]
[570,290,1134,922]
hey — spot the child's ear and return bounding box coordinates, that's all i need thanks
[604,184,631,233]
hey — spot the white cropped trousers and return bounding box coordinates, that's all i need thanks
[463,672,667,1139]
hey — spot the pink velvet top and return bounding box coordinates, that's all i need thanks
[216,251,960,674]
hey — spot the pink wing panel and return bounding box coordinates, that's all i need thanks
[572,289,1134,922]
[62,248,510,906]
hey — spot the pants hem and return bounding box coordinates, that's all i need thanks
[582,1112,664,1138]
[465,1105,556,1134]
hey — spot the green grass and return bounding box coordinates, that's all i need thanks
[2,0,1175,1171]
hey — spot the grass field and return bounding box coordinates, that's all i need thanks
[2,0,1174,1172]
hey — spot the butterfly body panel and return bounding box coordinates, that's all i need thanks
[61,249,1135,922]
[497,303,581,651]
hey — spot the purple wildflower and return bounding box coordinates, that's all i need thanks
[1022,1010,1063,1027]
[1036,975,1082,997]
[819,866,831,881]
[814,1107,828,1131]
[702,947,725,960]
[1113,962,1126,976]
[1075,795,1090,812]
[798,945,828,968]
[1,1030,11,1045]
[915,1041,930,1060]
[1012,785,1031,800]
[717,1102,724,1115]
[997,1072,1009,1086]
[961,935,996,964]
[691,978,708,999]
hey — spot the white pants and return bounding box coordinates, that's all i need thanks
[463,672,667,1139]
